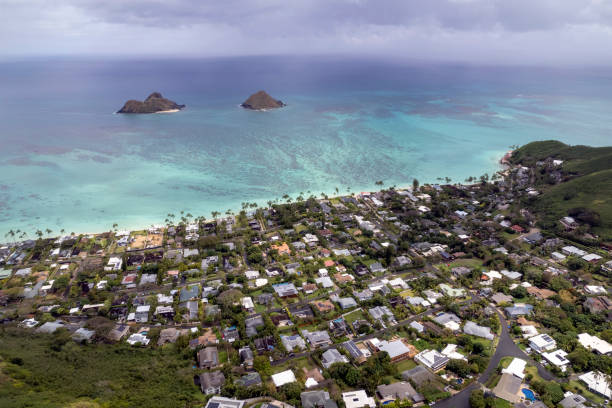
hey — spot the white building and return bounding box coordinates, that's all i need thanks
[271,370,296,387]
[104,256,122,271]
[542,349,570,371]
[502,358,526,379]
[579,371,611,398]
[342,390,376,408]
[578,333,612,355]
[529,333,556,353]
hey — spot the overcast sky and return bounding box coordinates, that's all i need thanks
[2,0,612,65]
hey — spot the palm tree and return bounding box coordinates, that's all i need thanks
[35,229,43,240]
[45,228,52,237]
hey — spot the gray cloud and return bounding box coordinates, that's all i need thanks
[1,0,612,64]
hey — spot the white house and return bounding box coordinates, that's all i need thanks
[578,333,612,355]
[579,371,611,398]
[342,390,375,408]
[271,370,296,387]
[502,358,526,379]
[529,333,556,353]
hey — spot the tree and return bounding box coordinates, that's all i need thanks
[253,355,272,376]
[412,178,419,191]
[469,389,486,408]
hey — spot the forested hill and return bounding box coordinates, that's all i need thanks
[511,140,612,240]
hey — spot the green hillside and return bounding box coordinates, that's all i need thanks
[512,141,612,239]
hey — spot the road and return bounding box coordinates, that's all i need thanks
[435,309,558,408]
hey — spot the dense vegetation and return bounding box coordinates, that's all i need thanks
[511,140,612,238]
[0,327,204,408]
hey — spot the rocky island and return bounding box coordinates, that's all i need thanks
[241,90,285,110]
[117,92,185,114]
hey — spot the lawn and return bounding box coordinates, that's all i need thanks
[343,309,365,324]
[0,327,205,408]
[493,397,513,408]
[394,358,416,373]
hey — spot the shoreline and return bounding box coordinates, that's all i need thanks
[0,152,509,243]
[0,150,508,241]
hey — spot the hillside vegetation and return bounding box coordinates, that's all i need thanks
[0,327,204,408]
[511,140,612,239]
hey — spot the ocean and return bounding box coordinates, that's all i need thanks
[1,56,611,237]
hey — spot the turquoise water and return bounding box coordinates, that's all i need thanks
[1,57,612,237]
[522,388,536,401]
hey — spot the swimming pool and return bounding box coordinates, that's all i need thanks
[522,388,536,401]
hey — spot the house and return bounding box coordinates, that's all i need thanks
[520,325,539,338]
[239,346,254,367]
[281,334,307,351]
[377,340,415,362]
[463,321,494,340]
[529,333,557,353]
[414,349,449,372]
[72,328,95,343]
[158,328,187,345]
[342,390,375,408]
[223,326,240,343]
[255,336,277,353]
[577,333,612,355]
[559,393,587,408]
[337,297,358,309]
[189,329,218,348]
[199,371,226,395]
[271,370,296,387]
[198,346,219,369]
[441,344,466,361]
[354,289,374,302]
[368,306,396,327]
[439,284,465,297]
[502,358,526,379]
[235,372,262,388]
[301,390,338,408]
[523,232,543,244]
[321,348,349,368]
[204,397,245,408]
[272,282,298,298]
[311,300,335,313]
[582,253,602,263]
[104,256,122,271]
[542,349,570,370]
[134,305,150,323]
[245,314,265,337]
[584,285,607,295]
[584,296,612,314]
[527,286,556,300]
[376,382,423,404]
[302,329,332,348]
[433,312,461,331]
[492,373,523,403]
[342,340,366,362]
[562,246,587,257]
[578,371,611,398]
[127,333,150,346]
[241,297,255,312]
[179,284,200,302]
[491,292,513,305]
[409,321,424,333]
[505,303,534,318]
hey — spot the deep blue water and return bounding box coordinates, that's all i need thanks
[1,56,611,236]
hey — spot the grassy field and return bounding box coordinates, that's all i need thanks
[0,327,204,408]
[393,358,416,373]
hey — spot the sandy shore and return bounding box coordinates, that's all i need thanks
[155,109,180,114]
